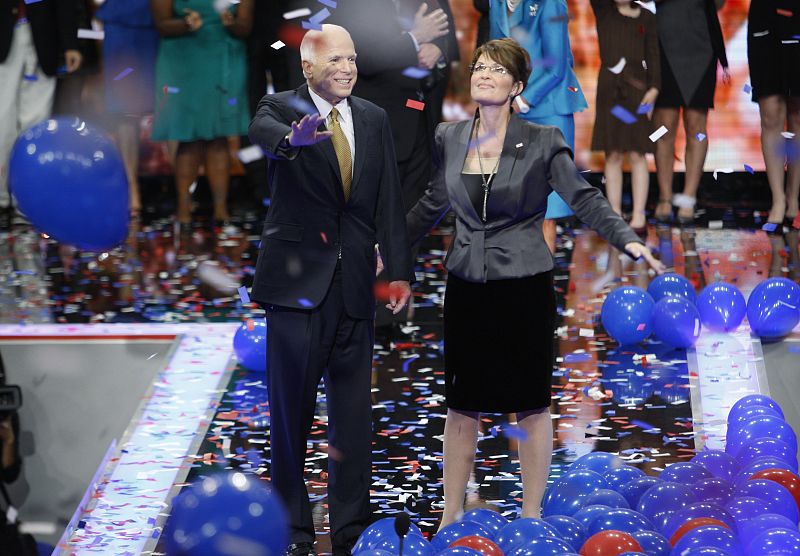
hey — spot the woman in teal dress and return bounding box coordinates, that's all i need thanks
[150,0,253,227]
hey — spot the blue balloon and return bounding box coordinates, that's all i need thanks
[733,456,798,486]
[725,496,773,530]
[630,530,670,556]
[734,437,798,473]
[670,525,744,556]
[696,282,746,332]
[570,505,611,530]
[738,513,797,548]
[233,319,268,372]
[506,536,575,556]
[661,502,736,539]
[659,462,713,485]
[376,534,433,556]
[543,515,586,551]
[461,508,508,539]
[648,272,697,303]
[637,482,698,524]
[729,394,785,421]
[747,527,800,555]
[691,478,734,506]
[604,466,645,491]
[618,476,663,508]
[726,415,798,457]
[675,548,729,556]
[733,479,799,524]
[9,116,128,250]
[587,508,652,536]
[582,489,630,510]
[355,551,393,556]
[746,278,800,339]
[542,470,608,517]
[570,451,624,475]
[430,521,492,552]
[495,518,561,553]
[600,286,655,345]
[727,404,783,428]
[353,517,423,553]
[690,450,737,482]
[652,296,702,348]
[165,472,288,556]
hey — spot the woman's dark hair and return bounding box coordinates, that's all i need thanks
[469,38,531,86]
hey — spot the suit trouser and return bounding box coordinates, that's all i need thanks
[0,21,57,208]
[265,268,374,550]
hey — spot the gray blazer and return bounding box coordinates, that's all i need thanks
[406,115,643,283]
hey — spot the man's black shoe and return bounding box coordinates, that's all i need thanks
[286,542,316,556]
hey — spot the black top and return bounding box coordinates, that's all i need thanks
[462,173,497,221]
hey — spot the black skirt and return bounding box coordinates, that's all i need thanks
[747,0,800,101]
[656,54,717,109]
[443,271,556,413]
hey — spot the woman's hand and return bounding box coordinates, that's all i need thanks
[722,67,731,85]
[639,87,659,119]
[183,8,203,32]
[625,242,666,274]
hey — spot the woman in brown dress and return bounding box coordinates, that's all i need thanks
[590,0,660,233]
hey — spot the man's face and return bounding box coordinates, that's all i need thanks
[304,30,357,105]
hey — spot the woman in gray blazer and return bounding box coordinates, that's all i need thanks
[406,38,665,530]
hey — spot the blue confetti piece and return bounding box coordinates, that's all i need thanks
[317,0,337,6]
[301,20,323,30]
[631,419,656,430]
[743,83,752,94]
[610,105,637,124]
[503,426,529,441]
[564,352,592,363]
[744,164,754,174]
[228,98,237,106]
[237,286,250,304]
[298,298,313,307]
[24,0,44,3]
[22,74,37,81]
[637,103,652,115]
[402,66,431,79]
[287,95,317,115]
[696,133,706,141]
[788,346,800,354]
[165,86,180,94]
[309,7,331,24]
[762,222,777,232]
[113,67,134,81]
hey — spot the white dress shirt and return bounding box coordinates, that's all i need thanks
[308,86,355,178]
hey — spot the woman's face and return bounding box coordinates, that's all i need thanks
[469,54,520,108]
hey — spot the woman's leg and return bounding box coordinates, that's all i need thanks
[117,118,141,215]
[758,95,789,223]
[679,108,710,220]
[628,151,649,228]
[604,151,624,216]
[174,141,204,224]
[439,408,480,531]
[517,407,553,518]
[205,137,232,222]
[785,96,800,222]
[654,108,680,218]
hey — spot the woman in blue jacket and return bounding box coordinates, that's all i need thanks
[490,0,588,251]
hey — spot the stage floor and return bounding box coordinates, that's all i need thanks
[1,214,799,554]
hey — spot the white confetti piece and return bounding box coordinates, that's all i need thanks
[579,328,594,337]
[634,0,656,13]
[77,28,104,40]
[237,145,264,163]
[712,168,734,180]
[649,125,668,142]
[608,57,626,74]
[283,8,312,19]
[270,40,285,50]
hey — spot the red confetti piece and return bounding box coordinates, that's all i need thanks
[405,99,425,111]
[776,8,793,17]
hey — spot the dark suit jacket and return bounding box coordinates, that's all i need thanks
[1,0,78,76]
[248,85,414,319]
[329,0,452,161]
[407,115,643,283]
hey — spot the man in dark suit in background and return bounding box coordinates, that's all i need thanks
[248,24,413,556]
[0,0,82,226]
[328,0,451,326]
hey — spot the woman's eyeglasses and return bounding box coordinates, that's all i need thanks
[469,63,510,75]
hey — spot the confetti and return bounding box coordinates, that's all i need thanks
[317,0,337,7]
[77,29,104,40]
[402,67,431,79]
[237,145,264,163]
[637,103,652,115]
[696,133,706,141]
[113,67,134,81]
[610,105,637,124]
[271,40,286,50]
[308,8,331,24]
[776,8,793,17]
[744,164,755,174]
[283,8,312,19]
[608,57,626,75]
[405,99,425,111]
[237,286,250,304]
[712,168,733,180]
[743,83,752,94]
[301,20,323,30]
[649,125,668,142]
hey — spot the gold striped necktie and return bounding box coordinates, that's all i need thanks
[328,107,352,201]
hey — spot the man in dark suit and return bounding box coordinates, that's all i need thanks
[0,0,81,224]
[248,24,413,556]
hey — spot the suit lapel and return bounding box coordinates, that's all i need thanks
[296,85,345,204]
[349,97,367,199]
[451,117,483,225]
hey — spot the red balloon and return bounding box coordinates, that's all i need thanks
[450,535,503,556]
[670,518,730,546]
[750,468,800,511]
[580,530,644,556]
